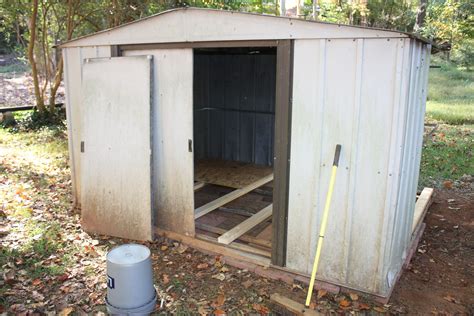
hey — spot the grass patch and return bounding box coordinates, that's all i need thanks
[0,60,29,74]
[426,57,474,125]
[419,124,474,188]
[419,57,474,188]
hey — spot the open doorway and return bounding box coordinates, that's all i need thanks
[192,46,277,259]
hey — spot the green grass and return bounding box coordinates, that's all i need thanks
[419,57,474,188]
[426,57,474,125]
[0,58,29,74]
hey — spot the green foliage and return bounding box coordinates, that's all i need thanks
[451,38,474,70]
[3,109,66,132]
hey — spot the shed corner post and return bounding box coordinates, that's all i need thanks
[272,39,294,266]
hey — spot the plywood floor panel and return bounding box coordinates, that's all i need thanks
[195,159,273,189]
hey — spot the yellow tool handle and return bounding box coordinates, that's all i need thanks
[305,144,341,307]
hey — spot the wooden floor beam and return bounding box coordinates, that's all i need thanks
[411,187,434,234]
[217,204,273,245]
[194,174,273,219]
[195,222,272,248]
[194,182,206,191]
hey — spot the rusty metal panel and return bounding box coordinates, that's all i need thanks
[286,38,429,297]
[80,56,153,241]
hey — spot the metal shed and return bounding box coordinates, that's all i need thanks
[60,8,431,300]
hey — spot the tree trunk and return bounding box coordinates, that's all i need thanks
[414,0,427,32]
[296,0,302,17]
[279,0,286,16]
[312,0,319,20]
[27,0,45,112]
[49,0,75,111]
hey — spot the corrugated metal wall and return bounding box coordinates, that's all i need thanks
[286,38,430,296]
[193,50,276,166]
[62,46,112,206]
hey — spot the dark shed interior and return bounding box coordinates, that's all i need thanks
[193,47,277,166]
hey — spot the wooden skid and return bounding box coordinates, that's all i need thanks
[270,293,323,316]
[411,187,434,234]
[217,204,273,245]
[194,173,273,219]
[195,222,272,248]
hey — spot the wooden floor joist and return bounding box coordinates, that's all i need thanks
[194,173,273,219]
[217,204,273,245]
[195,222,272,248]
[194,182,206,191]
[196,233,271,258]
[411,187,434,234]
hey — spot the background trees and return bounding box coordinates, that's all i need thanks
[0,0,472,112]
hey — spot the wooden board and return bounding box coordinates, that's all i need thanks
[196,222,271,248]
[270,293,323,316]
[195,159,273,189]
[411,187,434,233]
[80,56,153,241]
[218,204,273,245]
[195,174,273,219]
[194,182,206,191]
[156,228,271,267]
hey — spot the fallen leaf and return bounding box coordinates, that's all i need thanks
[163,274,170,285]
[215,294,225,307]
[198,305,208,315]
[57,273,69,282]
[317,289,327,299]
[214,309,226,315]
[359,302,370,310]
[350,293,359,301]
[443,295,460,304]
[253,303,270,315]
[242,280,253,289]
[197,263,209,270]
[161,245,168,251]
[212,273,225,281]
[176,244,188,254]
[339,299,351,308]
[443,180,453,189]
[32,278,42,286]
[59,307,74,316]
[220,266,229,272]
[373,306,386,312]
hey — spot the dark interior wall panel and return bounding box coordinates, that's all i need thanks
[194,49,276,166]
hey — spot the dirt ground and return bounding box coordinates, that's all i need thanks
[390,190,474,315]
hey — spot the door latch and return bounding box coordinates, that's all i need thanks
[80,141,85,153]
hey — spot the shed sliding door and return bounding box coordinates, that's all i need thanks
[80,56,153,241]
[123,49,195,237]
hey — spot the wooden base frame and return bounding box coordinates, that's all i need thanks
[158,187,434,304]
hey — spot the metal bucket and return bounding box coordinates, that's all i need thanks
[106,244,156,315]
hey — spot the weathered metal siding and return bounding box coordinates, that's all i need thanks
[122,49,195,237]
[62,46,111,206]
[384,40,431,289]
[193,52,276,166]
[286,38,430,296]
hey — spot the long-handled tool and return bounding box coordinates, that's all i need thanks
[305,144,341,307]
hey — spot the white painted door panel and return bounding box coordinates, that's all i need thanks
[123,49,195,236]
[80,56,153,241]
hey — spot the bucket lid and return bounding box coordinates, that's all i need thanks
[107,244,151,265]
